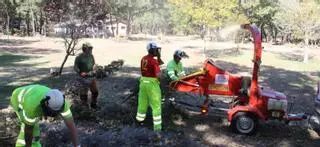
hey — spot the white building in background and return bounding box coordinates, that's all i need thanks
[53,19,127,38]
[53,20,84,36]
[105,20,127,37]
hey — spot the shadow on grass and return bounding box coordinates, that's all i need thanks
[1,56,319,146]
[0,53,38,67]
[0,46,62,55]
[0,53,65,108]
[276,52,314,62]
[261,65,317,113]
[204,48,244,58]
[127,36,154,41]
[168,113,320,147]
[0,38,40,46]
[182,45,202,50]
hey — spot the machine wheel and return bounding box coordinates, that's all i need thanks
[231,112,258,135]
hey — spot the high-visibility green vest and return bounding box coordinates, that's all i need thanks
[11,84,72,125]
[166,59,185,80]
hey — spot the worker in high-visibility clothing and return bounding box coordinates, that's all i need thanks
[10,84,80,147]
[167,50,189,81]
[136,41,164,131]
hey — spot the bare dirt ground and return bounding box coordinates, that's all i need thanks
[0,35,320,146]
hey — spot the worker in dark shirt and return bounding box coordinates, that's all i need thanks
[74,42,99,109]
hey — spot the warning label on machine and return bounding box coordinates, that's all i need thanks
[208,74,230,92]
[208,84,229,91]
[215,74,229,85]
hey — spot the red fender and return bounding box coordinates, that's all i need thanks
[227,105,266,122]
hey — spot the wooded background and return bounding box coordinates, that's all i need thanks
[1,0,320,45]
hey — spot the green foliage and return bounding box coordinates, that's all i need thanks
[167,0,240,36]
[104,0,165,35]
[1,0,320,40]
[240,0,280,41]
[16,0,42,15]
[168,5,196,35]
[133,2,172,34]
[275,0,320,41]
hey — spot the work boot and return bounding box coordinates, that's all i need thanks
[155,132,162,140]
[153,124,162,132]
[134,120,145,127]
[90,92,99,109]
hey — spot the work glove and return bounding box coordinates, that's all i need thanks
[80,72,88,77]
[88,71,96,77]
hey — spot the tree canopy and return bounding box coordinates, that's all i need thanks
[0,0,319,46]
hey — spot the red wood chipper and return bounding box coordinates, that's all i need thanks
[169,24,307,135]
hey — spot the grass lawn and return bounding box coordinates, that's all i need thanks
[219,50,320,72]
[0,53,49,107]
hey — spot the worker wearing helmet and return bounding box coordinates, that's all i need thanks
[74,42,99,109]
[136,41,163,131]
[167,50,189,81]
[10,84,80,147]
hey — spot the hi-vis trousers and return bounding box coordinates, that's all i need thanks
[136,76,162,131]
[15,123,40,147]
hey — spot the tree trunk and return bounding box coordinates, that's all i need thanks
[116,19,119,35]
[39,11,43,35]
[31,11,36,36]
[26,11,31,36]
[303,33,309,63]
[6,13,10,35]
[139,24,143,33]
[126,19,131,36]
[203,24,207,58]
[126,9,132,36]
[109,13,115,37]
[59,39,75,74]
[274,27,278,44]
[59,54,69,74]
[43,18,47,37]
[259,23,265,42]
[18,13,22,30]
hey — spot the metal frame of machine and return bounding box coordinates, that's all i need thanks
[169,24,307,135]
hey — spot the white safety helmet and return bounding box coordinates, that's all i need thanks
[146,41,161,52]
[45,89,65,111]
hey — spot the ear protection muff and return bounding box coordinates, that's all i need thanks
[41,95,65,119]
